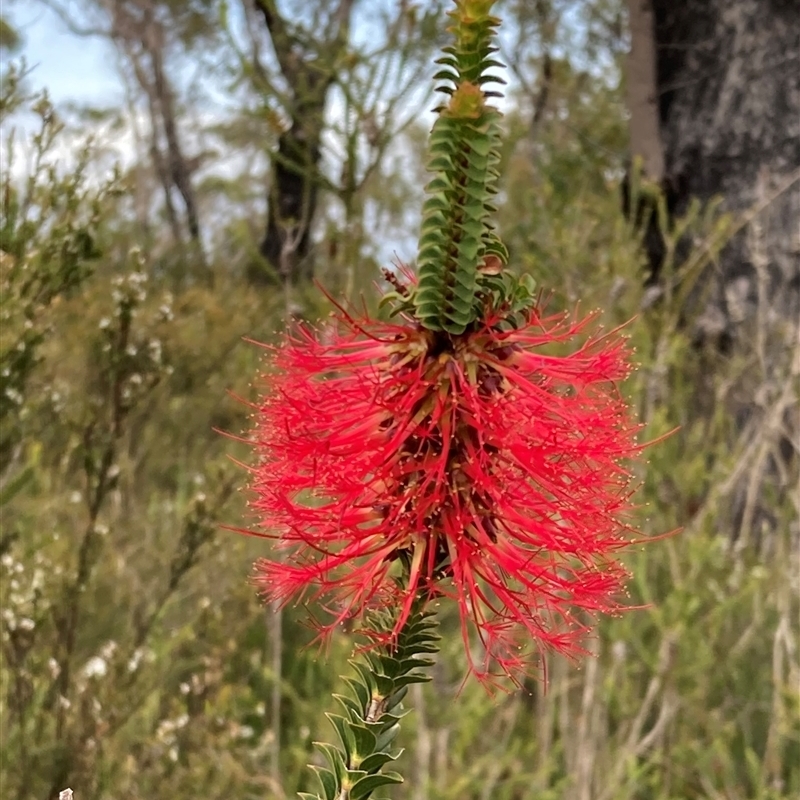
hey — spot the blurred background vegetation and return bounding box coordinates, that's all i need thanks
[1,1,798,799]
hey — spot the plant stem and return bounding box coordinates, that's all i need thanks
[300,601,440,800]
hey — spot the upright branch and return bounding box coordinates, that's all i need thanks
[110,2,204,249]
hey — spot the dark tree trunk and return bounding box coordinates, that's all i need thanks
[647,0,799,546]
[258,67,330,285]
[252,0,355,287]
[652,0,800,345]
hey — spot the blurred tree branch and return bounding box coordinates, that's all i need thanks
[37,0,208,259]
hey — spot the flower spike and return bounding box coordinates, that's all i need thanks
[250,306,645,685]
[245,0,656,691]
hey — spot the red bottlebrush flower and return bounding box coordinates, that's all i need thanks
[248,305,645,684]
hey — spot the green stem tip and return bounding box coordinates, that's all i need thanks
[412,0,507,335]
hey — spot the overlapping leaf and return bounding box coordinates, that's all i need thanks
[413,0,508,334]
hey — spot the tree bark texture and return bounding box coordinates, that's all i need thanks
[652,0,800,344]
[650,0,799,546]
[627,0,665,182]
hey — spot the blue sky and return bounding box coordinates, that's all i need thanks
[7,2,122,106]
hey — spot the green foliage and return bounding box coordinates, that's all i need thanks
[0,15,21,52]
[0,84,120,471]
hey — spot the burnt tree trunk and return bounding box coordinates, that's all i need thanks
[651,0,799,345]
[259,63,331,285]
[253,0,355,286]
[642,0,800,545]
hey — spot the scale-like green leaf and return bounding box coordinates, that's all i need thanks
[326,714,355,760]
[350,772,404,800]
[316,742,348,785]
[310,766,338,799]
[359,750,402,774]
